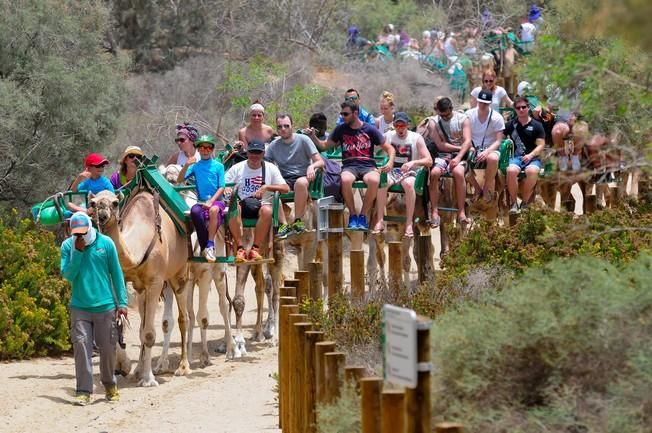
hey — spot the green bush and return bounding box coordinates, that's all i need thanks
[431,254,652,432]
[0,212,71,359]
[316,380,361,433]
[439,206,652,289]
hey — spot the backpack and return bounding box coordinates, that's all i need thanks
[322,157,343,203]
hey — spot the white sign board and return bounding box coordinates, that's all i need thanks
[382,304,418,388]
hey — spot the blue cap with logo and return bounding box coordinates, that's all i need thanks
[247,139,266,152]
[69,212,91,234]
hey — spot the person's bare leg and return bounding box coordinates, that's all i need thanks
[340,171,357,216]
[373,185,389,232]
[483,152,500,198]
[522,166,539,203]
[402,177,416,236]
[429,167,443,221]
[506,165,520,205]
[452,164,467,220]
[293,177,309,220]
[253,205,272,248]
[360,171,380,217]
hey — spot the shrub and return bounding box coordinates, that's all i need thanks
[438,206,652,290]
[316,380,361,433]
[431,254,652,432]
[0,212,71,359]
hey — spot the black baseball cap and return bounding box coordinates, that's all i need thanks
[477,90,493,104]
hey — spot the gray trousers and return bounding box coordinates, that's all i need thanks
[70,308,117,394]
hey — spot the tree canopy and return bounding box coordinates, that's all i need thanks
[0,0,126,206]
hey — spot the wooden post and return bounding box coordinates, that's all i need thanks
[295,270,311,301]
[280,286,297,299]
[406,318,432,433]
[416,229,435,285]
[435,423,464,432]
[309,261,323,301]
[327,205,344,301]
[324,351,346,403]
[315,341,336,404]
[287,313,308,433]
[381,389,406,433]
[344,365,367,388]
[293,322,313,433]
[360,377,383,433]
[284,278,300,290]
[278,298,297,429]
[388,241,402,293]
[304,330,323,433]
[350,249,365,299]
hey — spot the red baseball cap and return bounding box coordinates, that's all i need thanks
[85,153,109,167]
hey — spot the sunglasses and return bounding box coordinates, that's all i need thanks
[515,105,529,110]
[340,111,352,117]
[483,79,494,83]
[344,95,359,101]
[394,123,408,129]
[126,154,139,159]
[198,145,214,151]
[91,163,107,168]
[276,124,291,129]
[175,137,188,143]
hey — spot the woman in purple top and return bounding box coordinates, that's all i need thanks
[110,145,144,189]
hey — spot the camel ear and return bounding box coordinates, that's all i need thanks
[88,192,95,200]
[158,164,166,175]
[117,191,124,202]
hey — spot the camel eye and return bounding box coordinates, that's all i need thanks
[112,200,119,208]
[89,201,96,208]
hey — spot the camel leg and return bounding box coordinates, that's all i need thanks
[133,292,146,379]
[401,236,412,289]
[232,264,249,358]
[155,284,175,374]
[265,242,283,343]
[139,285,162,387]
[368,234,383,293]
[251,263,266,343]
[186,279,196,366]
[196,269,212,368]
[214,264,235,359]
[170,277,191,376]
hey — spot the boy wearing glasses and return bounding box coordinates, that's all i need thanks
[505,96,545,214]
[67,153,115,214]
[308,100,395,231]
[225,139,289,262]
[178,135,226,263]
[266,114,324,239]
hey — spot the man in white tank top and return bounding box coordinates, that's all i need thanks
[373,112,432,238]
[428,97,472,226]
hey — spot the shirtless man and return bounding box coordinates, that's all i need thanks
[236,103,275,150]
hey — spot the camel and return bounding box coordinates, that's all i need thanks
[91,189,191,387]
[157,164,235,364]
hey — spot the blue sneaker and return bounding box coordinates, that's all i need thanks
[347,214,358,230]
[357,214,369,230]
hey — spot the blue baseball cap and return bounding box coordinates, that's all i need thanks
[69,212,91,234]
[247,139,265,153]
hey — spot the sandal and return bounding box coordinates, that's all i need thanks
[403,227,415,239]
[428,215,441,229]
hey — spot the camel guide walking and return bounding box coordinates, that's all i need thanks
[60,212,128,406]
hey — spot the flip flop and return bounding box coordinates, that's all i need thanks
[403,229,414,239]
[371,224,385,235]
[428,216,440,229]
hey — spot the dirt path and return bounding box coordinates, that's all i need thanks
[0,267,281,433]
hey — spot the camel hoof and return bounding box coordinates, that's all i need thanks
[263,322,275,340]
[174,361,191,376]
[153,360,169,375]
[233,336,247,358]
[138,375,159,387]
[199,352,211,368]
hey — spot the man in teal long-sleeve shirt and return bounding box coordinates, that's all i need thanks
[60,212,128,406]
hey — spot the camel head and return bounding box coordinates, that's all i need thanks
[159,164,182,185]
[89,190,121,228]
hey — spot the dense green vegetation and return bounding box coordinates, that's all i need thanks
[0,213,70,359]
